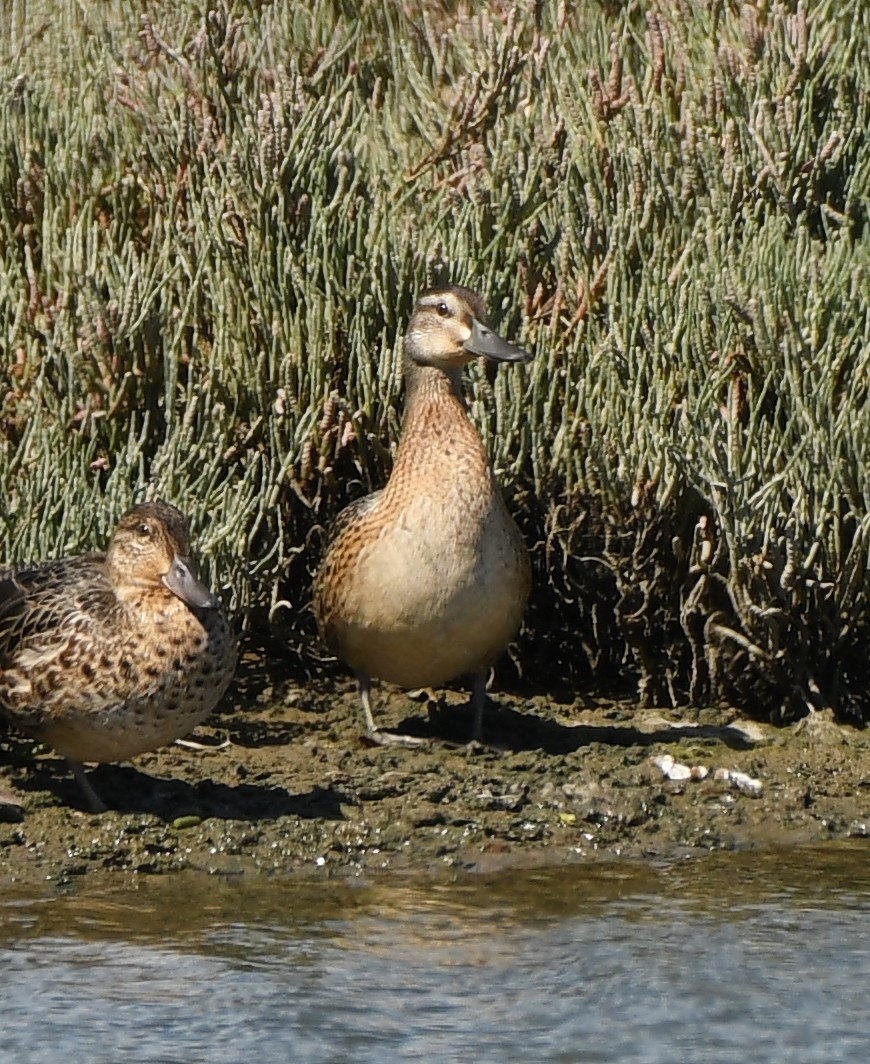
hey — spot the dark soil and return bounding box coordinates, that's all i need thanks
[2,655,869,887]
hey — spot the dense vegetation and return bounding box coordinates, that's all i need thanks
[1,1,868,721]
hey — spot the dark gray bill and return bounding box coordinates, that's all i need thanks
[163,555,219,610]
[464,317,532,363]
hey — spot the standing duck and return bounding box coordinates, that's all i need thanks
[314,285,532,745]
[0,500,237,811]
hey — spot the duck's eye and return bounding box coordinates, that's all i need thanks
[436,302,450,318]
[136,522,152,537]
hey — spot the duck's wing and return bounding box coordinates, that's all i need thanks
[0,553,113,662]
[324,490,383,545]
[313,491,384,637]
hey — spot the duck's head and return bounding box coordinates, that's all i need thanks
[404,286,531,370]
[107,500,219,610]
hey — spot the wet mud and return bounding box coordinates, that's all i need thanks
[2,655,869,887]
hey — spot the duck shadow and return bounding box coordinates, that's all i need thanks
[18,760,347,822]
[399,699,755,754]
[219,717,306,749]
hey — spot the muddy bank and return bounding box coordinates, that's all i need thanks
[2,657,869,886]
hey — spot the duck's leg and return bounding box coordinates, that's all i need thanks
[357,672,379,736]
[68,760,108,814]
[357,673,427,748]
[470,671,488,742]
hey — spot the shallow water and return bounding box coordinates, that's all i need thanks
[3,842,870,1063]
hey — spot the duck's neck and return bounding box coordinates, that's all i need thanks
[401,355,464,410]
[387,356,493,496]
[399,357,473,448]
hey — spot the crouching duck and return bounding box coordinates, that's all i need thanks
[0,500,237,811]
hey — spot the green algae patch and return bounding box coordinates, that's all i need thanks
[171,816,204,831]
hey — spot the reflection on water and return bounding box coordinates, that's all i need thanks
[3,843,870,1063]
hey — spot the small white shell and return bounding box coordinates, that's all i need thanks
[667,762,693,781]
[650,753,708,782]
[650,753,675,774]
[729,770,764,796]
[714,767,763,796]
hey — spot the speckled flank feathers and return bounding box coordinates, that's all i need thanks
[313,286,532,744]
[0,501,237,810]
